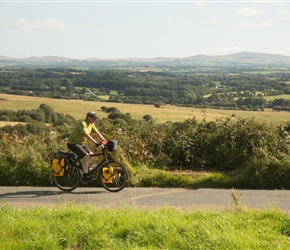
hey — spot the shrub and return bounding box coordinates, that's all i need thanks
[143,114,152,121]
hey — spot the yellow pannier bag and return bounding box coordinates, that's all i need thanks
[102,166,114,183]
[51,158,66,176]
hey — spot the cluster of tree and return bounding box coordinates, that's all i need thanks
[1,68,290,110]
[268,98,290,111]
[100,106,120,113]
[0,104,76,126]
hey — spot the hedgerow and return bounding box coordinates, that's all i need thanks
[1,105,290,189]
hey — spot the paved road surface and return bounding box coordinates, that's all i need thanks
[1,186,290,212]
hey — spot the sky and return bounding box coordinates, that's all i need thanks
[0,0,290,59]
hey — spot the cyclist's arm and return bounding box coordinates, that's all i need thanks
[95,131,106,141]
[83,133,99,144]
[91,124,106,142]
[83,131,106,144]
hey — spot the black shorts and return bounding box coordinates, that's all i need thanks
[67,144,92,159]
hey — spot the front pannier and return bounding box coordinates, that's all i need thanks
[106,140,118,152]
[102,166,114,183]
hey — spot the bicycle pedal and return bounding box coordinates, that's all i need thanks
[81,175,95,184]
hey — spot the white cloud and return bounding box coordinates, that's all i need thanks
[231,22,272,29]
[231,8,262,17]
[0,18,69,30]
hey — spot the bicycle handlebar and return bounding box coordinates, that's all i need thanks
[96,140,109,148]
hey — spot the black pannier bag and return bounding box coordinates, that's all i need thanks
[106,140,118,152]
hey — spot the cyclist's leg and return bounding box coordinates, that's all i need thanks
[82,154,91,173]
[67,143,90,172]
[80,145,94,174]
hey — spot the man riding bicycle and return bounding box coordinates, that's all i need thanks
[67,111,106,182]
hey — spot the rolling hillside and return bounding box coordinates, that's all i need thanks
[1,51,290,68]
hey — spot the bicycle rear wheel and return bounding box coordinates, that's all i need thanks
[53,164,81,191]
[100,160,128,192]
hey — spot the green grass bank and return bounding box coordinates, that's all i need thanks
[1,203,290,250]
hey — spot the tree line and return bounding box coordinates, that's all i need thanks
[1,68,290,110]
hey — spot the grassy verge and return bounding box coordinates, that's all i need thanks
[1,202,290,249]
[130,166,243,189]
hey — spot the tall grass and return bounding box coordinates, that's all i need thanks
[1,203,290,249]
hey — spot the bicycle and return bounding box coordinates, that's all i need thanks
[51,140,129,192]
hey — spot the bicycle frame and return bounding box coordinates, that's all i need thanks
[74,147,109,175]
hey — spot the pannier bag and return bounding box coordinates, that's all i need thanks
[106,140,118,152]
[51,151,74,176]
[102,166,115,183]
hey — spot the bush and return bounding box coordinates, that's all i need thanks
[143,114,152,121]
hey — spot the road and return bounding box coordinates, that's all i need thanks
[1,186,290,212]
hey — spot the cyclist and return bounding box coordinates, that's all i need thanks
[67,111,106,182]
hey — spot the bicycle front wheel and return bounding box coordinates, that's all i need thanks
[53,165,81,192]
[100,160,129,192]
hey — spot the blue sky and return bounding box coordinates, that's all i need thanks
[0,1,290,59]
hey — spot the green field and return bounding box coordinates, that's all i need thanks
[263,94,290,101]
[1,93,290,125]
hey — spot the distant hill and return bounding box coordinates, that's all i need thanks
[1,52,290,68]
